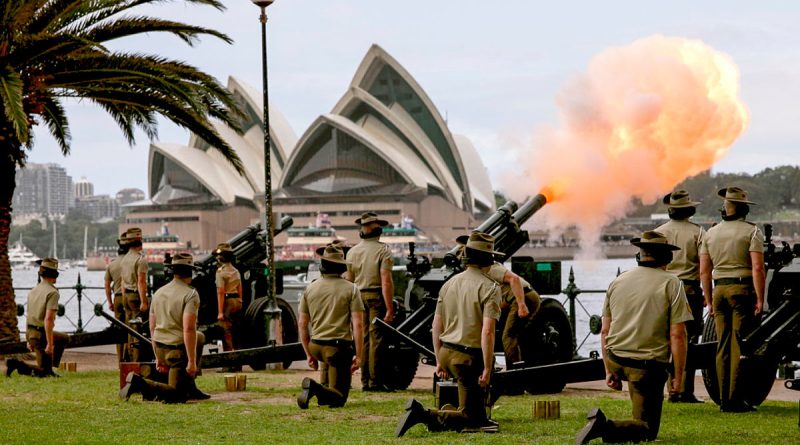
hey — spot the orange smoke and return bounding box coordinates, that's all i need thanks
[511,35,749,253]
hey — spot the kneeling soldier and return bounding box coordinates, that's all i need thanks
[297,244,365,408]
[120,253,209,403]
[396,232,502,436]
[6,258,69,377]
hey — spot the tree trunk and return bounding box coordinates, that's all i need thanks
[0,148,20,341]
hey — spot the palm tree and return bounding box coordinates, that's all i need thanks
[0,0,245,341]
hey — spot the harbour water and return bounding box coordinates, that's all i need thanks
[12,257,637,356]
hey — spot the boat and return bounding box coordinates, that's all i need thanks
[279,226,339,260]
[9,240,39,269]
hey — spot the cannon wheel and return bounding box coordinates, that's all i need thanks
[700,316,777,406]
[519,298,574,394]
[243,297,299,371]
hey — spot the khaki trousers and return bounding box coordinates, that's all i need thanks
[502,292,541,366]
[712,283,757,405]
[25,329,69,377]
[123,291,144,361]
[142,332,205,403]
[219,297,243,351]
[309,341,354,407]
[361,294,386,387]
[430,346,489,431]
[113,293,126,361]
[669,282,704,395]
[603,355,669,443]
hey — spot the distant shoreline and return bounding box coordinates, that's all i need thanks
[516,245,639,261]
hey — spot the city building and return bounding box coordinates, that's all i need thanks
[12,163,74,221]
[126,45,494,253]
[74,177,94,199]
[75,194,120,222]
[115,188,145,206]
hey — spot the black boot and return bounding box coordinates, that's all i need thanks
[10,359,34,376]
[119,372,145,401]
[297,377,319,409]
[395,398,432,437]
[575,407,608,444]
[5,358,18,377]
[187,385,211,401]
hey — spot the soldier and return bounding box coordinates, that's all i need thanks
[296,244,365,409]
[120,227,149,361]
[104,232,130,361]
[6,258,69,377]
[575,231,692,444]
[456,234,540,367]
[699,186,765,413]
[396,231,501,436]
[214,243,242,354]
[345,212,395,392]
[655,190,706,403]
[119,253,209,403]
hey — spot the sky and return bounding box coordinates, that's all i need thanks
[27,0,800,196]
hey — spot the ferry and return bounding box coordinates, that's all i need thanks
[279,227,339,260]
[9,241,39,269]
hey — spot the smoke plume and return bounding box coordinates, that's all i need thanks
[509,35,749,254]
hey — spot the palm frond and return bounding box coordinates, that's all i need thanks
[80,16,233,46]
[0,66,30,145]
[38,96,71,155]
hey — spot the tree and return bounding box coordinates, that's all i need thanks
[0,0,245,341]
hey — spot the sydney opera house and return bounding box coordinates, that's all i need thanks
[122,45,495,251]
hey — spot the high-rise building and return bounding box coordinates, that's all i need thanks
[74,176,94,198]
[75,195,120,222]
[12,163,74,218]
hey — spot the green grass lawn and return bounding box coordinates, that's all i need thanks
[0,369,798,444]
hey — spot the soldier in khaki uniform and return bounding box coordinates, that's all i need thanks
[576,231,692,444]
[296,244,365,409]
[655,190,706,403]
[120,227,149,361]
[6,258,69,377]
[396,232,502,436]
[104,232,129,361]
[456,234,540,367]
[699,186,765,413]
[120,253,209,403]
[345,212,394,391]
[214,243,242,353]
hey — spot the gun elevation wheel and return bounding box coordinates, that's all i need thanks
[243,297,299,371]
[700,315,777,407]
[519,298,574,394]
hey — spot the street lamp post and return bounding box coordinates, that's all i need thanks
[251,0,276,301]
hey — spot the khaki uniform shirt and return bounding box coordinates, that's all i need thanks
[655,219,705,280]
[299,274,364,341]
[436,267,502,349]
[215,263,241,294]
[603,266,693,363]
[120,249,148,292]
[27,281,59,327]
[150,279,200,345]
[347,238,393,297]
[104,256,124,295]
[486,262,532,305]
[699,219,764,279]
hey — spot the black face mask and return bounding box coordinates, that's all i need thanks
[721,208,738,221]
[359,226,383,239]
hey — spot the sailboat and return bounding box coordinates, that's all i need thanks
[72,226,88,268]
[9,234,38,269]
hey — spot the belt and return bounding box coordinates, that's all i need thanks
[124,288,138,293]
[608,351,670,371]
[311,338,353,347]
[224,293,240,299]
[27,324,45,332]
[114,292,123,297]
[714,277,753,286]
[155,342,184,350]
[442,342,482,355]
[360,287,381,293]
[681,279,701,287]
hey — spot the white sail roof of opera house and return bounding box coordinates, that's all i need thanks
[146,76,297,206]
[278,44,495,214]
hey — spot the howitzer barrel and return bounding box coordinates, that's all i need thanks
[489,194,547,258]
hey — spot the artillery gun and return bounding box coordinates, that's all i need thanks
[700,224,800,406]
[148,215,305,370]
[377,194,581,393]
